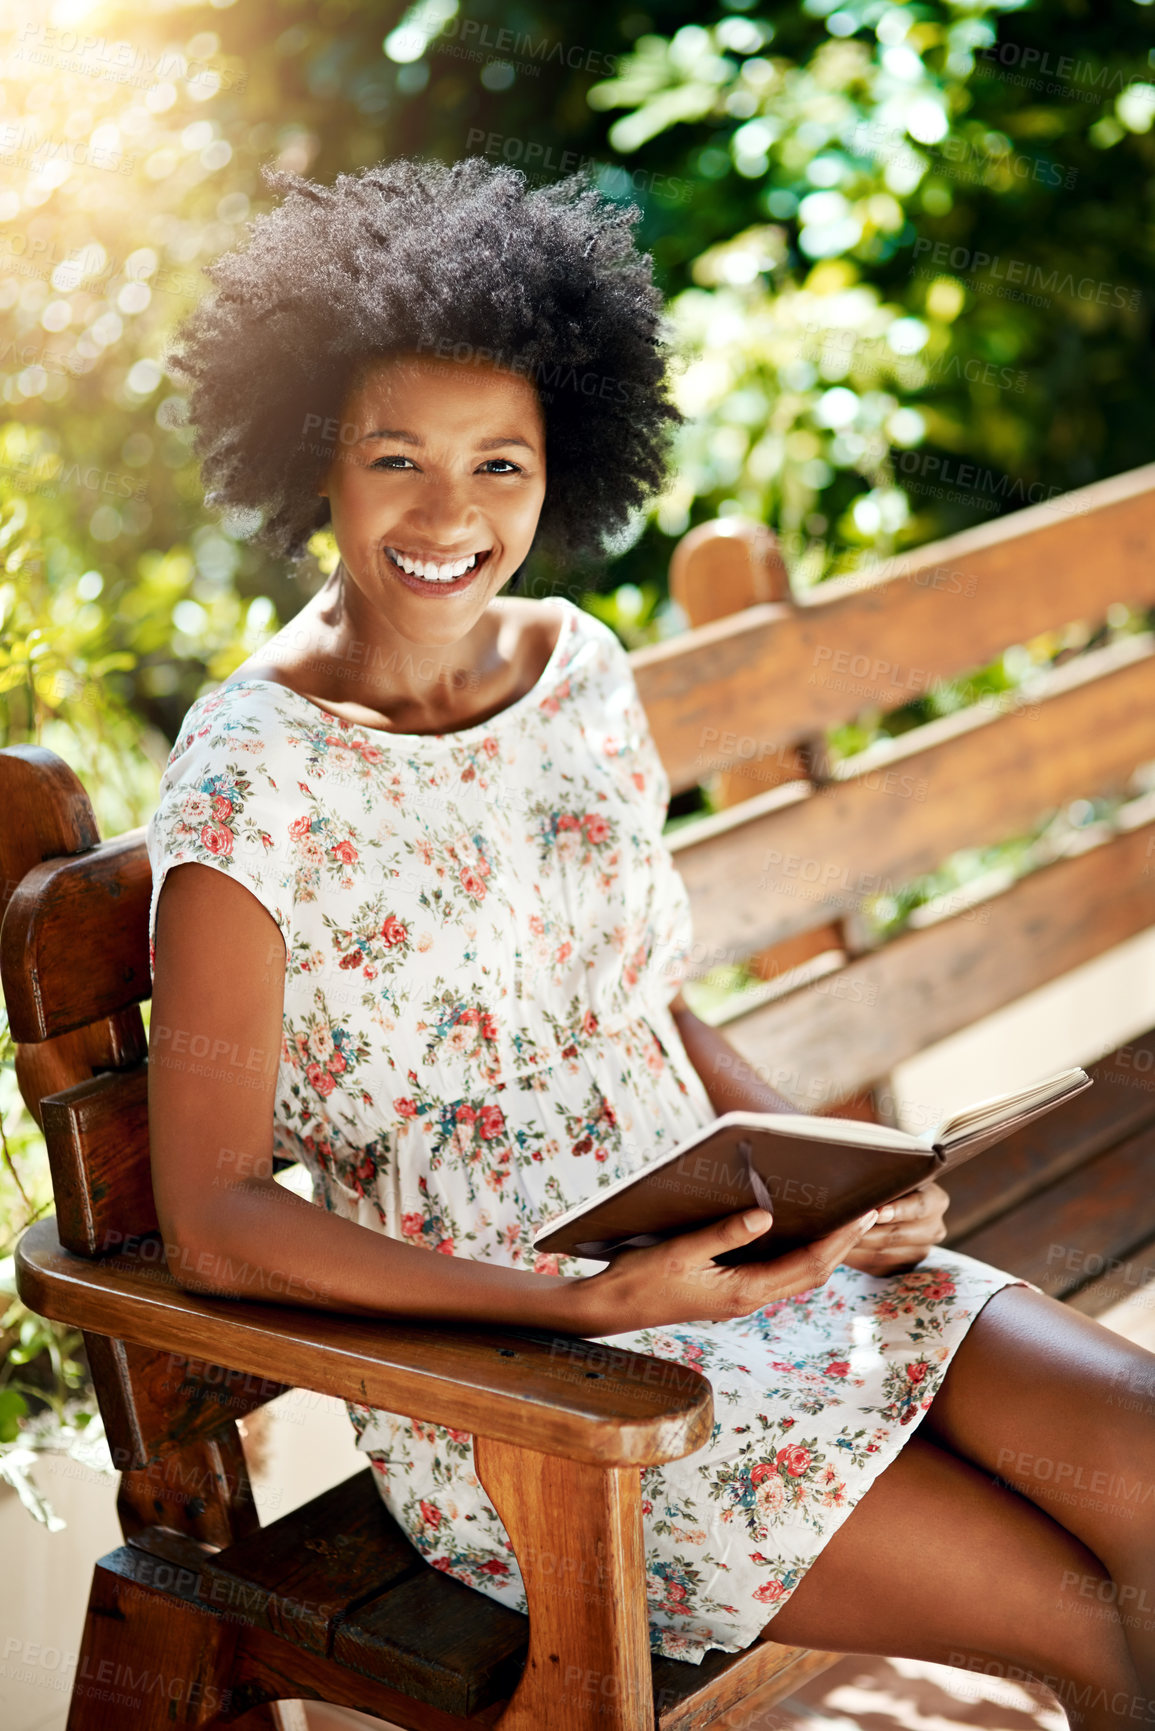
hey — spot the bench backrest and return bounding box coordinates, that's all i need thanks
[638,462,1155,1126]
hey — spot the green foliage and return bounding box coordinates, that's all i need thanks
[589,3,1155,576]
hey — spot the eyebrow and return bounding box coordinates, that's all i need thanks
[357,428,535,451]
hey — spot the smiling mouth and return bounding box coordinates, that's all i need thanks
[384,545,493,584]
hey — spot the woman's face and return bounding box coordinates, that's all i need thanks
[317,351,547,646]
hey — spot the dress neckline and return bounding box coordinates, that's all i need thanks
[218,598,575,745]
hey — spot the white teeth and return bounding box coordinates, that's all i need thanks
[386,548,483,583]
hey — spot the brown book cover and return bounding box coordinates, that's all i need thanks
[533,1066,1092,1266]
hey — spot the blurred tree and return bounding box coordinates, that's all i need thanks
[587,1,1155,583]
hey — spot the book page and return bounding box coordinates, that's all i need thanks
[934,1067,1089,1148]
[726,1112,931,1154]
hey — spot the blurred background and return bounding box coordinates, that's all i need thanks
[3,1,1155,1725]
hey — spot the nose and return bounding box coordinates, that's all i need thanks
[397,473,485,545]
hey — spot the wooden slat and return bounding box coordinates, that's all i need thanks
[669,517,814,808]
[669,516,791,626]
[15,1220,713,1468]
[95,1530,511,1729]
[669,512,852,1085]
[83,1331,289,1473]
[231,1623,509,1731]
[671,632,1155,958]
[72,1540,240,1729]
[634,462,1155,793]
[13,1011,147,1135]
[0,743,102,907]
[204,1468,419,1652]
[41,1062,157,1255]
[942,1027,1155,1238]
[716,813,1155,1107]
[2,825,151,1041]
[332,1558,528,1718]
[951,1122,1155,1302]
[655,1645,840,1731]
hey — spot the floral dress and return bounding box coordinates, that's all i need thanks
[146,594,1031,1664]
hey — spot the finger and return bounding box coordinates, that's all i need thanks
[858,1225,948,1253]
[875,1194,934,1225]
[746,1209,880,1287]
[860,1214,945,1246]
[670,1205,776,1265]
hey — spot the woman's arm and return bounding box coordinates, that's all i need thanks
[150,862,593,1331]
[149,866,879,1335]
[667,992,803,1115]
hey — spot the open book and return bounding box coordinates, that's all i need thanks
[533,1066,1092,1266]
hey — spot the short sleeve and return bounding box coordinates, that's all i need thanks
[146,690,301,983]
[583,616,693,1007]
[585,615,672,827]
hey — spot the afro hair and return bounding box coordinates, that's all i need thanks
[165,154,683,566]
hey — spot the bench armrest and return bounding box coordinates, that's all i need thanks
[15,1218,712,1468]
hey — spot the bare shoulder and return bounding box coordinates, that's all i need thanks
[491,593,567,665]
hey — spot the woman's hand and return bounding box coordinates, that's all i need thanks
[839,1181,950,1276]
[572,1205,882,1334]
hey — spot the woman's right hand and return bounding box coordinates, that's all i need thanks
[571,1205,881,1334]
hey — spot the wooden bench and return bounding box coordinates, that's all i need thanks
[5,457,1155,1728]
[655,460,1155,1316]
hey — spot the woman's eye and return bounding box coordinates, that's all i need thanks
[367,455,522,474]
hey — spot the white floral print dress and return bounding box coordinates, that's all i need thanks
[146,594,1031,1664]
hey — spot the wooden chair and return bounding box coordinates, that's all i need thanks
[7,457,1155,1727]
[1,762,833,1726]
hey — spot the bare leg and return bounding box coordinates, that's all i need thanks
[759,1430,1142,1731]
[920,1283,1155,1694]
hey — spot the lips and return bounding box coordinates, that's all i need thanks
[384,545,492,583]
[382,544,492,597]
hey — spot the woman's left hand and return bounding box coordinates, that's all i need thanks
[839,1180,950,1275]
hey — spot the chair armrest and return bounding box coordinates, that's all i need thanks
[15,1218,712,1468]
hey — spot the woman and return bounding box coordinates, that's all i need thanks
[147,157,1155,1725]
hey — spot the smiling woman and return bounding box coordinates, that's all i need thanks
[161,155,680,732]
[144,155,1155,1717]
